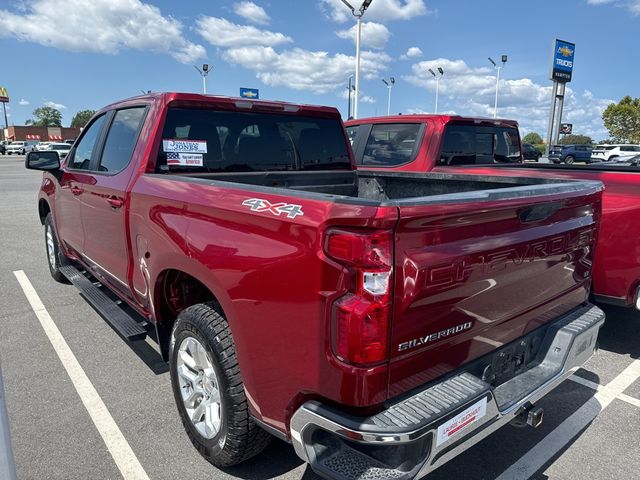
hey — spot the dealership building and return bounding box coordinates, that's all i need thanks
[2,125,81,142]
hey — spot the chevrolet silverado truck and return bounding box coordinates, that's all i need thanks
[347,114,640,311]
[27,94,604,479]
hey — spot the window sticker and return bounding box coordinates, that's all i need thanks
[166,152,204,167]
[162,139,208,154]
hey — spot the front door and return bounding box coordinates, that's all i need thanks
[56,114,109,255]
[80,107,147,296]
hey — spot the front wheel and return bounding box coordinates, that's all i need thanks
[44,213,70,283]
[170,303,271,467]
[564,155,575,164]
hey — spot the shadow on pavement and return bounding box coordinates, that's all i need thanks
[596,304,640,359]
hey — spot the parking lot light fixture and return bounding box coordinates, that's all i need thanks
[341,0,374,119]
[428,67,444,114]
[382,77,395,115]
[489,55,507,118]
[194,64,211,94]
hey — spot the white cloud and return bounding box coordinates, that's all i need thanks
[321,0,430,23]
[336,22,391,49]
[587,0,640,14]
[0,0,205,64]
[19,99,30,106]
[44,101,66,110]
[400,46,423,59]
[233,1,271,25]
[404,57,613,139]
[196,17,292,47]
[338,88,376,103]
[222,46,390,94]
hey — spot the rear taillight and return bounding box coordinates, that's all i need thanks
[325,229,393,366]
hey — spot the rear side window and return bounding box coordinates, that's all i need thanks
[68,114,107,170]
[440,125,520,165]
[98,107,146,173]
[157,108,350,172]
[346,126,358,146]
[361,123,421,166]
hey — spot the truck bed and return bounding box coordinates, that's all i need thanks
[167,170,599,205]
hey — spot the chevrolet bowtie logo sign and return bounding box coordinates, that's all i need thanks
[240,88,259,99]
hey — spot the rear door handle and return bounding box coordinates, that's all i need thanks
[107,197,124,209]
[70,186,83,196]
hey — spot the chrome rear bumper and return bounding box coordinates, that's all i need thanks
[290,304,605,480]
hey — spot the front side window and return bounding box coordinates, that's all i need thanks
[98,107,146,174]
[361,123,421,166]
[68,114,107,170]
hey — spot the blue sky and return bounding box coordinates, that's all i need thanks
[1,0,639,139]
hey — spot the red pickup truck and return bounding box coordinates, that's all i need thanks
[28,94,604,480]
[347,115,640,311]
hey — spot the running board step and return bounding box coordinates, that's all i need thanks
[59,265,148,341]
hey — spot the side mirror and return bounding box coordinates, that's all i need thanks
[25,151,60,171]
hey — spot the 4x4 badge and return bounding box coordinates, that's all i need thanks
[242,198,304,219]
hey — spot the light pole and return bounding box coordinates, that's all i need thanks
[488,55,507,118]
[382,77,395,116]
[341,0,374,119]
[347,75,355,119]
[194,63,211,94]
[428,67,444,114]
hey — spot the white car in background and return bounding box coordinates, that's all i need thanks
[591,144,640,161]
[36,142,52,151]
[48,142,71,159]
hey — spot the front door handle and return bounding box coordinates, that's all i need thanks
[107,197,124,209]
[71,186,83,196]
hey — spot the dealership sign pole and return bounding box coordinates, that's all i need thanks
[0,87,9,133]
[545,40,574,155]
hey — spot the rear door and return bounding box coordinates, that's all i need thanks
[388,185,600,396]
[79,107,147,296]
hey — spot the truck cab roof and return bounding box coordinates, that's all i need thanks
[346,114,519,129]
[99,92,342,118]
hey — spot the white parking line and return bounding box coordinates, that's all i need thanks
[618,393,640,409]
[13,270,150,480]
[495,360,640,480]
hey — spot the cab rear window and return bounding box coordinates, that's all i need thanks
[440,125,521,165]
[157,108,350,172]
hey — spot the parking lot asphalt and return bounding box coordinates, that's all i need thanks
[1,154,639,480]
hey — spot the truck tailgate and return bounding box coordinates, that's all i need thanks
[389,183,601,397]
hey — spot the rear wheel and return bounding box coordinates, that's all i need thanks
[44,213,70,283]
[564,155,575,164]
[170,303,271,467]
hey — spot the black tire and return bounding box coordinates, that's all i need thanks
[170,303,271,467]
[44,213,70,283]
[564,155,575,164]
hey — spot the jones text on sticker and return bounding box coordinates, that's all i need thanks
[163,139,208,154]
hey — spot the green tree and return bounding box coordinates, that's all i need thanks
[602,96,640,143]
[559,134,593,145]
[70,110,96,129]
[522,132,543,144]
[25,106,62,127]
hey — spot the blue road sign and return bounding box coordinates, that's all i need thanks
[240,88,259,99]
[551,39,575,83]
